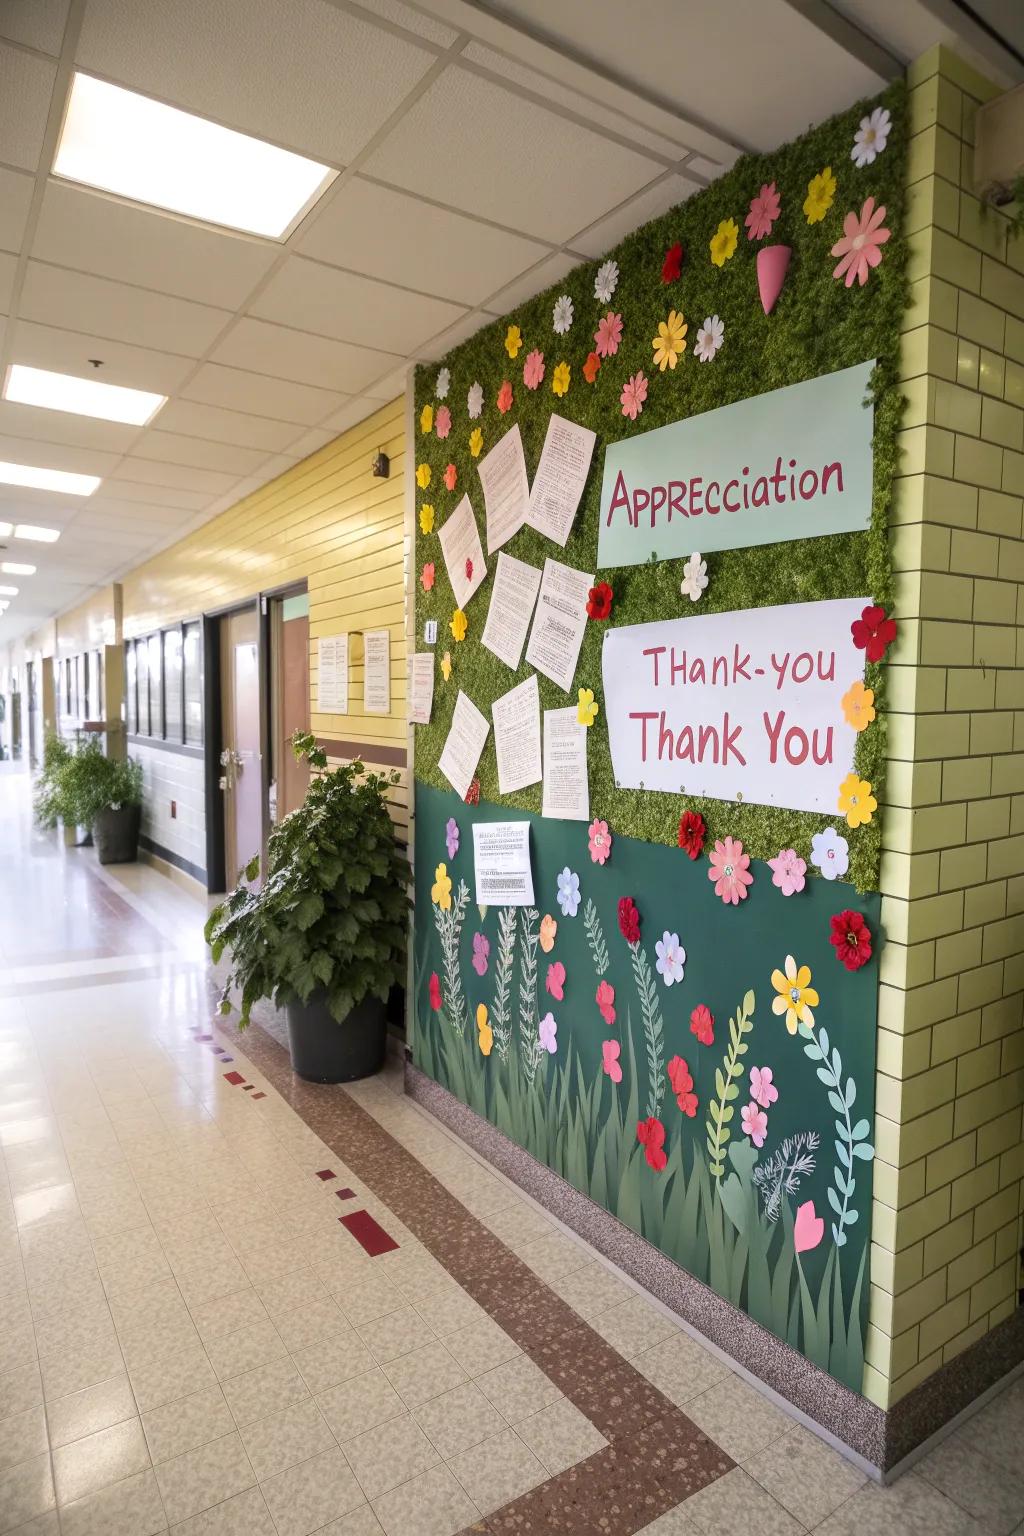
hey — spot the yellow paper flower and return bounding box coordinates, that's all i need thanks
[450,609,467,643]
[415,462,431,489]
[710,218,739,267]
[419,404,433,434]
[577,688,599,728]
[838,772,876,828]
[431,862,452,911]
[771,955,819,1034]
[505,324,523,359]
[440,651,452,682]
[539,914,557,953]
[552,361,571,397]
[804,167,837,225]
[652,309,687,371]
[841,679,875,732]
[418,503,435,535]
[469,428,484,458]
[476,1002,493,1056]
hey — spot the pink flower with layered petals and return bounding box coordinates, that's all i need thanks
[741,1102,768,1147]
[588,819,612,865]
[523,350,545,390]
[768,848,806,896]
[749,1066,778,1109]
[602,1039,622,1083]
[620,371,648,422]
[435,405,451,440]
[596,980,616,1026]
[830,197,891,288]
[594,311,623,358]
[545,961,565,1001]
[707,837,753,905]
[745,181,781,240]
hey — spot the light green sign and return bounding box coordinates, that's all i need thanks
[597,360,875,568]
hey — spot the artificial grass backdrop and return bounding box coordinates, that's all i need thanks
[414,82,906,893]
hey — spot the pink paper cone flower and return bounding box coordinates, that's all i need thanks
[471,932,490,977]
[620,371,648,422]
[596,980,616,1026]
[545,961,565,1001]
[749,1066,778,1109]
[538,1011,557,1054]
[602,1038,622,1083]
[435,405,451,440]
[707,837,753,905]
[523,350,545,390]
[794,1200,825,1254]
[830,197,890,288]
[588,819,612,865]
[741,1102,768,1148]
[594,311,623,358]
[767,848,806,896]
[745,181,781,241]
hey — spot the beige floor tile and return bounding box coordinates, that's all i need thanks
[550,1260,636,1320]
[190,1287,269,1345]
[590,1294,681,1359]
[684,1467,805,1535]
[0,1449,55,1534]
[745,1423,867,1526]
[335,1274,405,1328]
[515,1229,591,1283]
[383,1339,468,1409]
[47,1372,137,1449]
[316,1367,406,1444]
[344,1412,441,1499]
[220,1355,309,1428]
[0,1402,47,1473]
[516,1396,606,1475]
[317,1506,383,1534]
[169,1484,278,1536]
[917,1431,1024,1535]
[448,1425,548,1515]
[153,1430,256,1526]
[203,1319,287,1383]
[954,1381,1024,1478]
[58,1466,167,1536]
[372,1462,478,1536]
[684,1374,794,1462]
[52,1415,150,1505]
[142,1382,234,1464]
[414,1380,506,1459]
[816,1471,984,1535]
[444,1316,521,1377]
[476,1353,563,1424]
[632,1331,730,1405]
[259,1446,366,1536]
[635,1505,700,1534]
[413,1285,489,1338]
[273,1294,350,1354]
[356,1304,437,1365]
[0,1359,43,1422]
[239,1396,336,1481]
[127,1342,217,1413]
[291,1329,375,1396]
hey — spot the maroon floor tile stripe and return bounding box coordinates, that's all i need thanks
[336,1187,356,1200]
[315,1170,336,1180]
[223,1070,245,1085]
[340,1208,400,1256]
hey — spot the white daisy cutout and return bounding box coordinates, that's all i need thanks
[694,315,724,363]
[851,106,890,168]
[436,366,450,400]
[681,552,708,603]
[553,294,574,335]
[594,260,619,304]
[467,381,484,419]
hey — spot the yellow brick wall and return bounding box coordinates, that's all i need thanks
[865,45,1024,1409]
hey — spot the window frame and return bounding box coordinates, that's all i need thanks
[125,619,203,752]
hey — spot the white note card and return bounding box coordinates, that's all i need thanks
[363,629,390,715]
[478,423,530,554]
[526,413,597,547]
[438,690,489,801]
[318,634,348,713]
[525,557,594,694]
[438,495,486,611]
[542,707,589,821]
[409,653,435,726]
[472,821,535,908]
[492,674,541,795]
[481,552,542,672]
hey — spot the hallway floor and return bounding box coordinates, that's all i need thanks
[1,768,1023,1536]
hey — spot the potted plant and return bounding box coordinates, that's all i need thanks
[33,730,73,830]
[90,754,144,864]
[205,732,409,1083]
[34,735,144,861]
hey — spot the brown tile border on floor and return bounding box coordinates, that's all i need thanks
[236,1018,733,1534]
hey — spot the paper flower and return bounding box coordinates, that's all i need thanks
[435,405,451,440]
[538,1011,558,1054]
[450,609,467,643]
[594,259,619,302]
[587,581,613,621]
[420,403,434,434]
[678,811,706,860]
[551,361,570,398]
[464,778,480,806]
[545,961,565,1000]
[804,166,837,225]
[504,324,523,359]
[831,197,890,288]
[637,1116,667,1170]
[694,314,724,363]
[596,979,616,1025]
[476,1002,493,1056]
[749,1066,778,1109]
[745,181,781,241]
[811,827,848,880]
[420,562,435,592]
[594,311,623,358]
[837,772,876,828]
[416,463,431,490]
[583,351,601,384]
[852,106,891,168]
[440,651,452,682]
[690,1005,714,1047]
[467,381,484,419]
[553,294,574,334]
[767,848,806,896]
[618,896,640,944]
[523,349,544,390]
[710,218,739,267]
[851,603,897,662]
[652,309,687,371]
[661,242,683,284]
[469,428,484,458]
[465,557,474,583]
[680,552,708,603]
[741,1102,768,1148]
[588,819,611,865]
[436,367,450,399]
[771,955,819,1033]
[620,371,648,421]
[540,914,557,953]
[418,504,434,535]
[431,863,452,910]
[429,972,442,1011]
[666,1058,697,1118]
[602,1039,622,1083]
[842,679,875,732]
[444,463,457,491]
[445,817,460,859]
[496,380,513,414]
[472,932,490,976]
[655,931,686,986]
[708,837,752,905]
[794,1200,824,1254]
[831,909,873,971]
[577,688,598,728]
[556,867,581,917]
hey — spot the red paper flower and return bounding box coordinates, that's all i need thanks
[637,1116,667,1171]
[689,1005,714,1047]
[661,241,683,283]
[851,604,897,663]
[666,1056,698,1117]
[465,558,473,581]
[617,896,640,945]
[830,909,872,971]
[496,379,513,414]
[429,972,442,1011]
[677,811,706,860]
[583,351,601,384]
[586,581,613,621]
[464,778,480,806]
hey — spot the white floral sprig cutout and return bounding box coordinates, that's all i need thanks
[694,315,724,363]
[467,381,484,419]
[435,366,450,400]
[851,106,890,168]
[553,294,574,335]
[594,260,618,304]
[681,551,708,603]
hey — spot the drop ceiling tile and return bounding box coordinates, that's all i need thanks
[0,399,138,455]
[568,171,704,258]
[355,0,458,46]
[93,479,210,510]
[320,397,383,436]
[363,65,663,243]
[110,457,238,495]
[20,264,232,358]
[0,0,69,52]
[33,183,280,309]
[154,399,300,453]
[0,167,34,254]
[10,320,195,395]
[182,362,347,425]
[0,431,119,477]
[0,252,16,313]
[76,0,437,164]
[130,429,269,476]
[362,363,411,402]
[252,255,466,354]
[481,250,581,314]
[280,425,339,459]
[0,44,55,171]
[212,316,399,394]
[414,309,496,362]
[297,178,552,305]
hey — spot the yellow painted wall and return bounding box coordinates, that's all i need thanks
[56,585,121,654]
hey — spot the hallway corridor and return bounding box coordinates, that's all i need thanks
[1,769,1023,1536]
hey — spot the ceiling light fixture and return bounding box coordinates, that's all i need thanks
[1,562,36,576]
[4,364,165,427]
[54,73,337,239]
[0,586,17,596]
[0,522,11,536]
[14,524,61,543]
[0,461,99,496]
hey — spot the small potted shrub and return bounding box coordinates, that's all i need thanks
[33,731,73,830]
[90,754,144,864]
[205,732,409,1082]
[42,737,143,861]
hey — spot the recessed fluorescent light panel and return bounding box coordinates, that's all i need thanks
[0,586,17,596]
[1,563,35,575]
[0,522,11,537]
[54,73,337,239]
[14,524,61,543]
[0,461,99,496]
[4,365,165,427]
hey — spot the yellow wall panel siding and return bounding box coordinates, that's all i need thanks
[56,585,121,653]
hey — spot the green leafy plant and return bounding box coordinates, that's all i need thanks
[33,735,142,830]
[706,990,755,1178]
[33,731,73,829]
[205,731,408,1027]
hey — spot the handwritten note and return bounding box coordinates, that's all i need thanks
[492,674,541,795]
[409,652,435,725]
[542,707,589,821]
[527,413,596,547]
[318,634,348,713]
[438,495,486,610]
[438,690,489,801]
[525,557,593,693]
[363,629,390,715]
[478,423,530,553]
[481,552,542,672]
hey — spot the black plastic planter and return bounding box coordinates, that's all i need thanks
[285,990,387,1083]
[93,804,141,865]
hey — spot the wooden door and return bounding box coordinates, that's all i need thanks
[219,607,261,883]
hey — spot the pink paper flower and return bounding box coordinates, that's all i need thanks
[602,1039,622,1083]
[472,932,490,977]
[707,837,753,905]
[596,980,616,1026]
[741,1102,768,1147]
[523,350,545,390]
[420,562,435,592]
[767,848,806,896]
[594,311,623,358]
[545,961,565,1001]
[745,181,781,241]
[444,463,457,492]
[445,817,459,860]
[749,1066,778,1109]
[830,197,891,288]
[435,405,451,439]
[496,380,513,414]
[794,1200,825,1254]
[429,972,442,1011]
[588,819,612,865]
[620,371,648,422]
[689,1005,714,1047]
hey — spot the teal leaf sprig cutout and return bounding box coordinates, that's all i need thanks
[799,1022,875,1246]
[707,990,755,1178]
[517,907,541,1081]
[490,905,517,1061]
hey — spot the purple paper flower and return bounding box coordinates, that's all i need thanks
[472,932,490,977]
[445,817,460,860]
[538,1011,558,1054]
